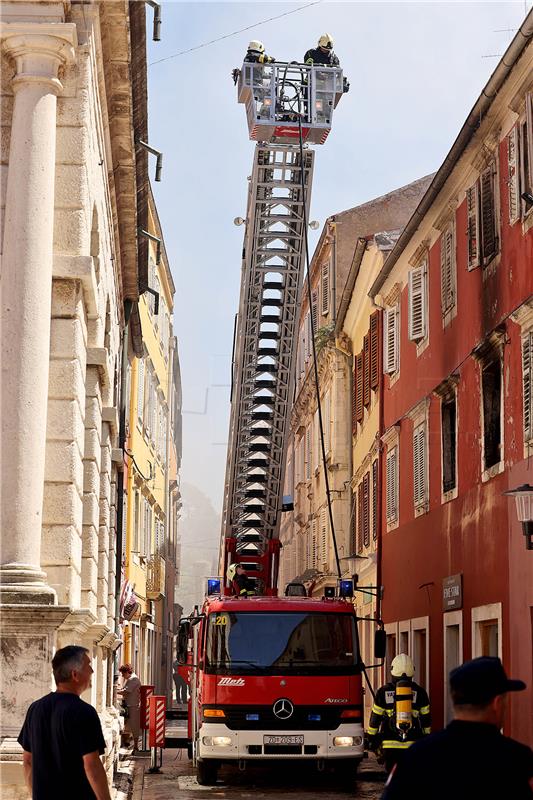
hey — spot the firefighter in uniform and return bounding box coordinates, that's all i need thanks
[227,563,256,596]
[304,33,340,67]
[244,40,275,65]
[366,653,431,773]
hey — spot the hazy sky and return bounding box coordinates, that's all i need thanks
[147,1,530,521]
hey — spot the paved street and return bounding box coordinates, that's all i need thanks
[131,749,386,800]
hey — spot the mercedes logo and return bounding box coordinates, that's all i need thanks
[273,698,294,720]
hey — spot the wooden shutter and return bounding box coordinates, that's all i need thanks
[440,226,455,314]
[386,446,398,523]
[320,507,328,568]
[137,358,145,421]
[466,184,480,270]
[527,93,533,190]
[311,518,317,567]
[357,483,363,553]
[305,426,311,480]
[363,335,371,407]
[507,126,520,225]
[523,333,533,442]
[363,472,370,548]
[384,307,399,374]
[480,163,498,264]
[311,290,319,334]
[352,359,357,434]
[314,409,320,471]
[413,424,427,509]
[370,311,380,390]
[355,352,364,423]
[408,265,427,340]
[324,390,331,451]
[372,459,378,540]
[321,262,330,316]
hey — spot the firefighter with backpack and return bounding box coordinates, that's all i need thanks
[366,653,431,773]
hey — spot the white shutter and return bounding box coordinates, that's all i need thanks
[507,126,520,225]
[324,390,331,452]
[137,358,145,421]
[440,225,456,314]
[305,425,311,480]
[413,424,427,509]
[466,184,480,270]
[386,446,398,523]
[321,262,330,316]
[311,290,319,334]
[314,409,320,471]
[408,265,427,341]
[523,333,533,442]
[384,307,399,374]
[303,313,309,363]
[320,507,328,569]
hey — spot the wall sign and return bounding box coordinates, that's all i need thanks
[443,573,463,611]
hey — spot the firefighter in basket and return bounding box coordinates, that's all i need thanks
[303,34,349,93]
[366,653,431,773]
[232,40,275,85]
[227,563,256,596]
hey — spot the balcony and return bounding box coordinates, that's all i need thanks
[146,554,166,600]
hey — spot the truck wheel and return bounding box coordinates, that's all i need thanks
[197,759,218,786]
[337,759,360,790]
[187,741,193,760]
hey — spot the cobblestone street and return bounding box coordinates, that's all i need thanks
[130,750,386,800]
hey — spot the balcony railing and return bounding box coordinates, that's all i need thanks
[146,554,165,600]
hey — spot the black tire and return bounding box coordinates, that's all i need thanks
[336,758,360,790]
[197,759,218,786]
[186,741,193,760]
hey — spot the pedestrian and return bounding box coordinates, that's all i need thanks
[366,653,431,773]
[18,645,111,800]
[116,663,141,751]
[173,658,188,704]
[382,656,533,799]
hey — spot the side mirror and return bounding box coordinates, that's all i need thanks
[177,619,191,664]
[374,628,386,660]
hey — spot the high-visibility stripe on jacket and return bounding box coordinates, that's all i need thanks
[367,680,431,746]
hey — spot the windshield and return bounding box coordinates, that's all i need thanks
[205,612,360,675]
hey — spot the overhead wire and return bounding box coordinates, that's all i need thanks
[148,0,324,66]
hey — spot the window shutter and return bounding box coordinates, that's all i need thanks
[526,93,533,190]
[370,311,380,389]
[357,483,363,553]
[324,390,331,452]
[311,518,317,567]
[386,446,398,523]
[440,226,455,314]
[384,307,399,375]
[372,459,378,540]
[363,472,370,548]
[321,262,330,316]
[352,358,357,434]
[137,358,145,421]
[311,290,319,334]
[480,163,498,264]
[305,426,311,480]
[466,184,480,270]
[320,507,328,568]
[523,333,533,442]
[408,265,427,340]
[314,409,320,471]
[363,335,371,408]
[507,127,520,225]
[305,312,311,362]
[413,424,427,509]
[355,352,364,423]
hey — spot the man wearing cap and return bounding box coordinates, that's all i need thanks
[382,656,533,799]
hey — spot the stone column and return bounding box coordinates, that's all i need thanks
[0,23,77,603]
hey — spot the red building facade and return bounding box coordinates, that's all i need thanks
[370,22,533,745]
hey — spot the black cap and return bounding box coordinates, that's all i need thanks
[450,657,526,705]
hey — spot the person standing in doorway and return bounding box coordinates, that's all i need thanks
[173,658,188,705]
[18,645,111,800]
[116,664,141,751]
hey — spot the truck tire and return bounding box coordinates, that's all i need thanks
[197,759,218,786]
[187,741,193,760]
[337,758,360,790]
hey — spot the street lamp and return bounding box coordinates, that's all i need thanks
[503,483,533,550]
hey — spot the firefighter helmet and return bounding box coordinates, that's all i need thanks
[318,33,334,50]
[391,653,415,678]
[226,563,240,582]
[248,40,265,54]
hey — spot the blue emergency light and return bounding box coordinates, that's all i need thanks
[207,577,221,595]
[339,579,354,598]
[246,713,260,721]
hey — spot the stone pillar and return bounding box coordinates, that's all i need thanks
[0,23,77,603]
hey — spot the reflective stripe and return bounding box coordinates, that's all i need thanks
[371,704,385,716]
[367,726,379,735]
[420,705,430,715]
[422,727,431,735]
[385,709,394,716]
[382,740,414,750]
[412,709,419,717]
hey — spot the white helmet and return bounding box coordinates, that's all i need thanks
[226,563,239,581]
[391,653,414,678]
[318,33,334,49]
[248,40,265,54]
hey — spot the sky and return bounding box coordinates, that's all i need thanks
[146,1,531,539]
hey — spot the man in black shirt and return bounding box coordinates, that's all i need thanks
[382,656,533,800]
[18,645,111,800]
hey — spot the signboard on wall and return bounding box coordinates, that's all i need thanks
[443,573,463,611]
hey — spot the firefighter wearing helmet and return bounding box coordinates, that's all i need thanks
[244,39,275,64]
[227,563,256,596]
[304,33,339,67]
[366,653,431,773]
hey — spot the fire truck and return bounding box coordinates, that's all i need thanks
[177,60,385,786]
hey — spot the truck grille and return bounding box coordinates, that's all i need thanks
[213,705,362,731]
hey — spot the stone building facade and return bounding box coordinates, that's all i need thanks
[0,2,152,795]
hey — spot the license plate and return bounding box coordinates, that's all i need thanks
[263,735,304,745]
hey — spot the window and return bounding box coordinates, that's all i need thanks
[134,490,140,552]
[413,423,427,510]
[440,225,456,316]
[319,507,328,569]
[321,262,330,316]
[507,126,520,225]
[324,390,331,452]
[480,161,498,265]
[363,472,370,548]
[472,603,502,659]
[313,409,320,471]
[481,357,502,470]
[386,446,399,523]
[305,425,311,480]
[363,335,371,407]
[442,394,457,493]
[137,358,145,422]
[519,93,533,218]
[408,264,427,340]
[369,311,380,389]
[357,483,363,553]
[311,518,317,567]
[466,184,480,270]
[354,352,364,425]
[372,460,378,540]
[523,332,533,442]
[311,290,318,334]
[384,306,399,375]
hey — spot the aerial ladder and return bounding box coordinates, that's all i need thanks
[221,61,345,595]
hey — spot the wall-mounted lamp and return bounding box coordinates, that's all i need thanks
[137,139,163,182]
[503,483,533,550]
[144,1,161,41]
[309,220,320,230]
[234,217,246,226]
[521,192,533,207]
[138,229,162,264]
